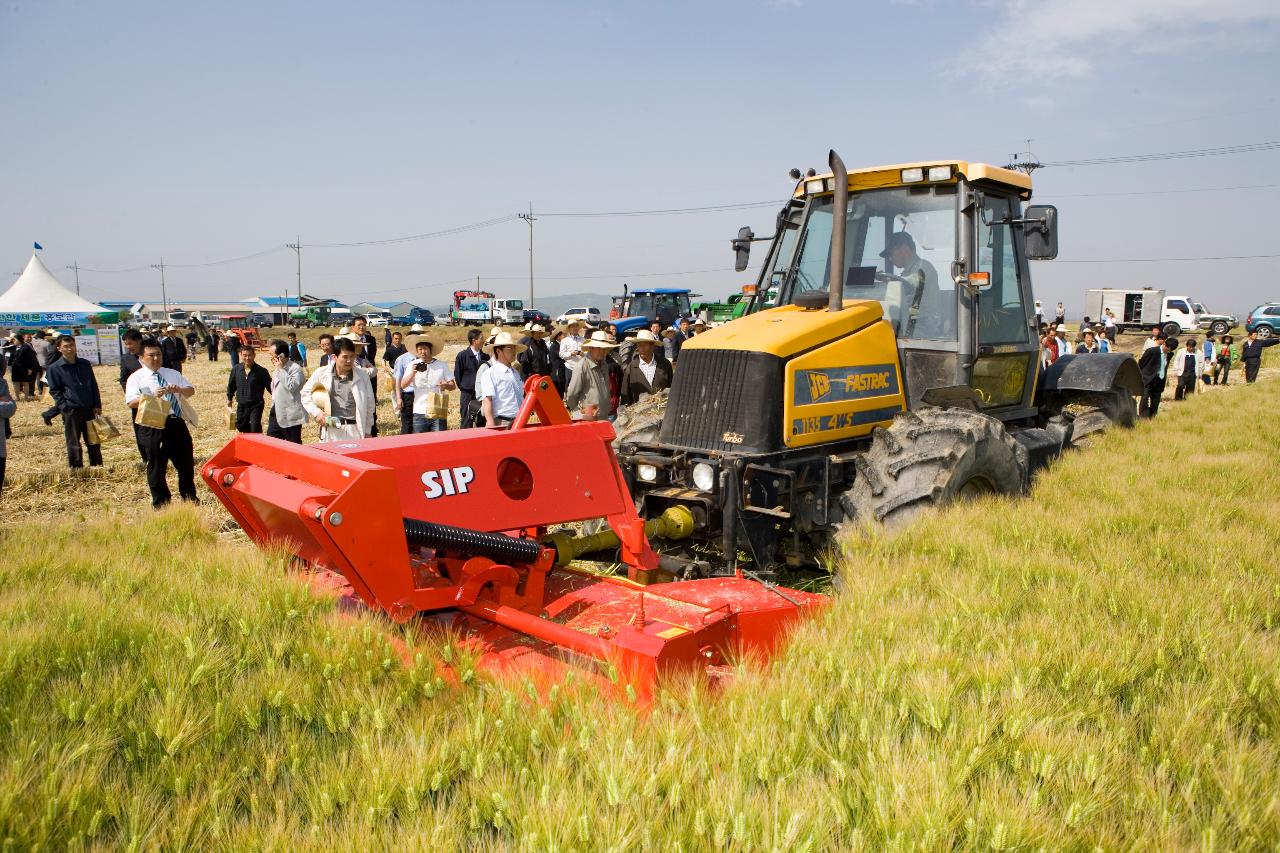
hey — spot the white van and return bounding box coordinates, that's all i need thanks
[554,306,603,327]
[365,310,393,327]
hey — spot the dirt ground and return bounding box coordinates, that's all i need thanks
[0,322,1268,526]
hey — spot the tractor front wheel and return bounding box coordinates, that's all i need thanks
[837,407,1027,533]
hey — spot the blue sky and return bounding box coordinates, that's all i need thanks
[2,0,1278,314]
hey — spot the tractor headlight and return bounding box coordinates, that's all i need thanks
[691,462,716,492]
[636,463,659,483]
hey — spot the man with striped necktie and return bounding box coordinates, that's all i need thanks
[124,338,199,508]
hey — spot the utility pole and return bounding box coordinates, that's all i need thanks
[66,261,81,295]
[518,203,535,308]
[1005,138,1043,175]
[286,236,302,310]
[151,258,169,319]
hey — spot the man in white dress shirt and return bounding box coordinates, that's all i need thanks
[124,338,198,508]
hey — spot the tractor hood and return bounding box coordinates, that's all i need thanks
[681,300,885,359]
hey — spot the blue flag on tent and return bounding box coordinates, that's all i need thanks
[33,242,43,251]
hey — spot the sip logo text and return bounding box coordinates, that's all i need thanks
[421,466,476,499]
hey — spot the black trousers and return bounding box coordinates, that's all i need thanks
[129,406,149,463]
[266,409,303,444]
[458,390,475,426]
[1174,373,1197,400]
[369,376,379,437]
[207,345,218,361]
[399,392,415,435]
[236,400,265,433]
[62,410,103,468]
[1139,380,1166,417]
[1245,359,1261,383]
[1219,362,1231,385]
[140,417,197,507]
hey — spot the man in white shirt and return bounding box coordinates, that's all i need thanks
[479,332,526,428]
[400,336,456,432]
[882,231,943,338]
[302,337,376,441]
[124,337,198,508]
[559,320,586,377]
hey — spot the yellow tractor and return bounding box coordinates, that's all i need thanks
[617,152,1142,576]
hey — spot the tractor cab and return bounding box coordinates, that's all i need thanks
[740,161,1056,412]
[613,288,694,337]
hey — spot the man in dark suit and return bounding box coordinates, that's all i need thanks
[1138,336,1177,418]
[453,328,489,425]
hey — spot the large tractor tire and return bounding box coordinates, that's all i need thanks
[611,389,669,450]
[1045,384,1136,447]
[838,407,1027,532]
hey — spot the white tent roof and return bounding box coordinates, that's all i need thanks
[0,254,108,314]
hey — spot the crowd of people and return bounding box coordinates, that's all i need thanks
[0,312,713,501]
[3,308,1273,500]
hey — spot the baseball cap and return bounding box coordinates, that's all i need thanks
[879,232,915,258]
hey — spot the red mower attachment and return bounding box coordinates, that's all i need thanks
[202,377,825,692]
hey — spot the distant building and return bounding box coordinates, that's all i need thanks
[350,300,417,318]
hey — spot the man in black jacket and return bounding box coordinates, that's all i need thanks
[620,330,673,405]
[1138,336,1176,418]
[518,323,551,378]
[161,327,187,372]
[45,335,103,468]
[454,328,489,422]
[225,345,272,432]
[1240,330,1280,383]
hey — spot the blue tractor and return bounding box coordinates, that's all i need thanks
[610,286,694,337]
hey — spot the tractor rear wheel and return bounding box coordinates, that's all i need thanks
[1046,384,1136,447]
[837,407,1027,532]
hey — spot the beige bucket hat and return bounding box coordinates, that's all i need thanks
[583,330,618,349]
[632,329,660,344]
[408,333,440,352]
[484,331,527,355]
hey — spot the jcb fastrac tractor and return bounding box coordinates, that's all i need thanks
[616,152,1142,576]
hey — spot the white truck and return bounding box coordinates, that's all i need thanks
[491,298,524,325]
[455,297,493,326]
[1083,288,1199,337]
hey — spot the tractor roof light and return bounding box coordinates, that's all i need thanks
[805,178,829,195]
[927,165,953,182]
[900,168,924,183]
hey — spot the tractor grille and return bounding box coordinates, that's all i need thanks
[659,348,784,454]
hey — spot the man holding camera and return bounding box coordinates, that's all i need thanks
[399,334,455,432]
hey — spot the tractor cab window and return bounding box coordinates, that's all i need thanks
[788,186,958,340]
[758,211,803,310]
[977,195,1031,345]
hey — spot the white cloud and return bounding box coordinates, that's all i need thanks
[972,0,1280,78]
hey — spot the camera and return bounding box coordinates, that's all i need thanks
[414,362,429,372]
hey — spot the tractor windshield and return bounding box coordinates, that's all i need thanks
[786,185,959,340]
[628,293,691,327]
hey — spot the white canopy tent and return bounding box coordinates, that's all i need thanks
[0,254,121,364]
[0,254,113,320]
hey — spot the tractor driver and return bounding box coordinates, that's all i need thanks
[880,231,944,339]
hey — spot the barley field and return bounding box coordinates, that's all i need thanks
[0,338,1278,849]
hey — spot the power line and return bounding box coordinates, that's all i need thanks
[1043,182,1280,198]
[539,199,784,218]
[1053,253,1280,263]
[305,215,519,247]
[165,246,286,268]
[479,266,734,281]
[1041,141,1280,168]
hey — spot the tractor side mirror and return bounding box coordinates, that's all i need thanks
[1022,205,1058,260]
[732,226,755,272]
